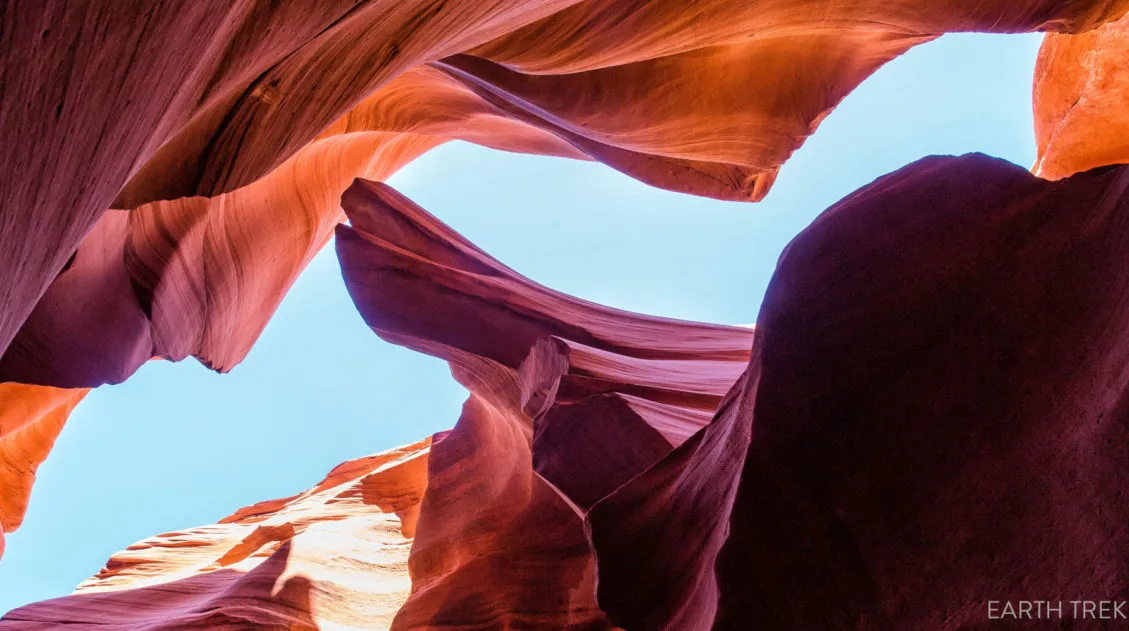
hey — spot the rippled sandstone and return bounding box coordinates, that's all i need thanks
[1,439,431,630]
[3,0,1124,381]
[5,0,1129,628]
[4,1,1126,545]
[9,154,1129,627]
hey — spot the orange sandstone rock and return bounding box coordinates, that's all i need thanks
[589,155,1129,629]
[2,0,1124,372]
[0,132,440,387]
[2,5,1125,551]
[0,439,431,630]
[3,1,1129,625]
[0,0,577,368]
[11,157,1129,628]
[0,385,88,561]
[1034,10,1129,178]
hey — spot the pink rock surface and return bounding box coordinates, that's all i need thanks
[336,179,755,628]
[5,1,1129,628]
[1,0,579,370]
[0,132,440,388]
[0,178,753,628]
[2,3,1125,558]
[11,156,1129,628]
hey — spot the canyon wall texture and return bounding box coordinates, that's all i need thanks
[336,181,754,629]
[3,0,1125,389]
[1035,9,1129,178]
[4,0,1127,539]
[11,156,1129,628]
[4,0,1129,629]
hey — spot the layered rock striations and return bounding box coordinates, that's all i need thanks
[0,180,756,628]
[3,0,1125,383]
[0,0,577,364]
[1,438,432,630]
[5,0,1129,628]
[336,180,754,629]
[0,132,442,388]
[3,1,1126,553]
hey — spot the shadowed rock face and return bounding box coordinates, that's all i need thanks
[0,133,442,388]
[0,181,756,629]
[591,155,1129,629]
[1035,10,1129,179]
[5,1,1129,629]
[7,6,1123,541]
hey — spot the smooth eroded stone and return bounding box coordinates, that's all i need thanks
[589,155,1129,629]
[336,179,753,628]
[0,439,432,630]
[1035,10,1129,179]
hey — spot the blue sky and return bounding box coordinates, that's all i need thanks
[0,33,1041,613]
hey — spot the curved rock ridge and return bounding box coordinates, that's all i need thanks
[0,438,433,630]
[0,0,577,369]
[0,60,590,390]
[588,154,1129,629]
[1034,9,1129,179]
[3,0,1125,381]
[2,2,1127,558]
[0,177,755,627]
[12,1,1127,389]
[0,131,441,388]
[4,0,1129,623]
[335,179,755,628]
[0,130,436,555]
[10,155,1129,627]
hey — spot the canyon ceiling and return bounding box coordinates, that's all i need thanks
[3,1,1129,629]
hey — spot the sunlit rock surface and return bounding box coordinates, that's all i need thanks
[9,155,1129,628]
[5,0,1129,627]
[2,1,1125,556]
[0,385,87,561]
[0,0,574,366]
[0,132,441,388]
[0,180,756,628]
[0,438,431,630]
[1034,9,1129,178]
[2,0,1124,386]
